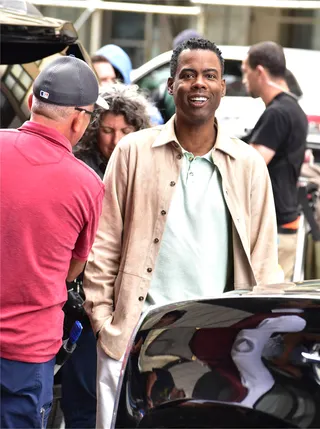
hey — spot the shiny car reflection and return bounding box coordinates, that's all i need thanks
[114,293,320,428]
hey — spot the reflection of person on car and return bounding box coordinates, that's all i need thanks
[131,310,187,355]
[144,368,186,409]
[231,315,306,407]
[189,313,307,404]
[231,315,318,427]
[132,310,189,375]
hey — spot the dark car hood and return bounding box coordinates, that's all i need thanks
[0,6,78,64]
[115,292,320,428]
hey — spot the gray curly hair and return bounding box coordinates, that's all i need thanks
[74,83,151,156]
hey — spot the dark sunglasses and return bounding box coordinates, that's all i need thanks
[74,107,95,117]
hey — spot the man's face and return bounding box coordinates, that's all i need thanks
[167,49,225,125]
[94,61,117,85]
[98,112,135,159]
[241,56,260,98]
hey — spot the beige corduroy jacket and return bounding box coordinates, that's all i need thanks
[83,115,279,360]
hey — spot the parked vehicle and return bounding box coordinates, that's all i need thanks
[132,46,320,162]
[0,0,93,129]
[114,285,320,428]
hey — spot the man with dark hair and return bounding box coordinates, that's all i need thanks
[170,37,225,78]
[246,41,286,78]
[242,41,308,280]
[83,38,278,428]
[0,56,107,429]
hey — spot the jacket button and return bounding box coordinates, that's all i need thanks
[147,267,152,273]
[138,296,144,301]
[161,210,166,215]
[170,181,176,187]
[154,238,159,243]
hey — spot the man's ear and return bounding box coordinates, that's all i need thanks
[28,93,33,110]
[167,77,174,96]
[71,110,85,133]
[221,78,226,97]
[256,65,267,78]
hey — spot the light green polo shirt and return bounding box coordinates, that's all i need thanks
[145,145,232,308]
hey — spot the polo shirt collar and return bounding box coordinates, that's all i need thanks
[180,145,214,164]
[19,121,72,153]
[152,114,238,159]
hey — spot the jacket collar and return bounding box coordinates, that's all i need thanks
[152,114,239,159]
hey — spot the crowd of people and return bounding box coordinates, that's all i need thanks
[0,28,313,429]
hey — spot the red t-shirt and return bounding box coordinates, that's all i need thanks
[0,121,104,363]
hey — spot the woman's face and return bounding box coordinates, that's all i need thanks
[98,112,136,160]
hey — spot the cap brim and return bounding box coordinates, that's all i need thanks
[96,95,109,110]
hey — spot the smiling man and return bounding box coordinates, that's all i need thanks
[83,38,279,428]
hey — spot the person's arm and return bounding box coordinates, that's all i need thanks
[66,258,86,282]
[83,143,128,337]
[249,144,275,165]
[249,107,288,165]
[146,371,158,398]
[249,150,279,285]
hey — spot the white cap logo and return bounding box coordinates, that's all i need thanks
[40,90,49,99]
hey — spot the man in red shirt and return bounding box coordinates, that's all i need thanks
[0,56,107,429]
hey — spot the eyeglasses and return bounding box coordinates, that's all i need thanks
[75,107,97,126]
[74,107,95,117]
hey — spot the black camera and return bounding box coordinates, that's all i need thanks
[63,278,87,332]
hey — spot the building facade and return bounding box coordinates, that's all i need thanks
[36,0,320,68]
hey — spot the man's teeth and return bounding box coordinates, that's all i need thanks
[190,97,207,102]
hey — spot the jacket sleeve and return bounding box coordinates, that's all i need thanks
[83,144,128,335]
[249,153,279,285]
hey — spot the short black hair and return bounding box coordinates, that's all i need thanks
[170,38,224,78]
[248,41,286,78]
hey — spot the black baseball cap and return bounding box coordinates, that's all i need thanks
[33,55,109,109]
